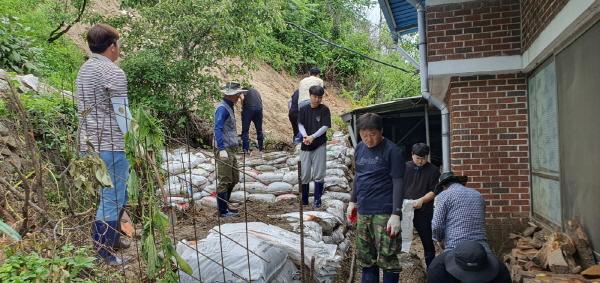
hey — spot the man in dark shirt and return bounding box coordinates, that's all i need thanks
[403,143,440,267]
[241,87,264,155]
[288,89,300,143]
[427,241,511,283]
[298,85,331,208]
[346,113,405,283]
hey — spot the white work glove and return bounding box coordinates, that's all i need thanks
[386,214,401,238]
[218,150,228,160]
[413,198,424,209]
[346,202,357,223]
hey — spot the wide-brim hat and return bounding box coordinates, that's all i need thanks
[221,81,247,96]
[444,241,500,283]
[435,171,468,192]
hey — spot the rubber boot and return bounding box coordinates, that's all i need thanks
[92,221,130,265]
[301,184,309,205]
[217,192,237,217]
[226,188,238,213]
[112,210,130,250]
[383,271,400,283]
[313,181,324,208]
[361,266,379,283]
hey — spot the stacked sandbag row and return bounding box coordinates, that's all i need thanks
[159,132,355,210]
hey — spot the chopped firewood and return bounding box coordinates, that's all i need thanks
[510,232,523,239]
[567,220,596,270]
[523,226,539,237]
[513,247,540,260]
[533,244,550,268]
[547,249,570,274]
[517,237,539,250]
[581,265,600,279]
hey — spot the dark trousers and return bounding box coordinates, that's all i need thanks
[288,110,299,141]
[241,107,264,152]
[414,207,436,266]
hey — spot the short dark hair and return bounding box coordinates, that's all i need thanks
[357,113,383,131]
[412,143,430,157]
[309,85,324,96]
[87,24,120,53]
[309,67,321,76]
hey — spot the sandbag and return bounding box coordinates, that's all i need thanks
[190,168,210,177]
[273,211,341,235]
[256,172,284,184]
[324,176,348,189]
[197,163,215,173]
[263,151,288,161]
[197,196,217,208]
[323,199,345,223]
[326,161,348,173]
[230,191,248,203]
[176,233,299,283]
[290,221,323,243]
[283,171,299,185]
[203,183,216,193]
[248,193,276,203]
[255,164,278,172]
[325,168,345,178]
[275,194,297,202]
[192,191,209,200]
[268,156,288,165]
[267,182,294,195]
[322,192,351,202]
[233,182,267,194]
[286,156,299,167]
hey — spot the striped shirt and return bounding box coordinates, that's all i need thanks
[432,183,489,251]
[76,54,128,152]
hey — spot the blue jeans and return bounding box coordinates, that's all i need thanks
[95,151,129,222]
[241,107,264,151]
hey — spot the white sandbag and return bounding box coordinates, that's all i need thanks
[256,172,284,184]
[326,185,348,193]
[262,151,288,161]
[244,158,265,167]
[197,163,215,172]
[230,191,248,203]
[286,156,299,167]
[194,151,206,160]
[322,192,351,202]
[326,151,341,161]
[233,182,268,194]
[166,196,188,204]
[205,222,341,281]
[344,156,352,167]
[176,233,299,283]
[401,199,417,252]
[165,182,191,195]
[267,182,294,195]
[255,164,278,172]
[197,196,217,208]
[325,168,345,178]
[282,171,299,185]
[190,175,208,187]
[203,183,216,193]
[274,163,290,169]
[322,199,345,222]
[290,221,323,242]
[192,191,209,200]
[272,211,341,235]
[292,182,314,194]
[345,148,354,158]
[329,225,346,245]
[207,172,215,182]
[190,168,210,177]
[275,194,297,202]
[324,176,348,189]
[268,156,288,165]
[248,193,276,203]
[326,161,348,173]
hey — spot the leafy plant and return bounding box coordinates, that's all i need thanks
[125,108,192,280]
[0,16,41,74]
[0,244,96,283]
[0,219,21,241]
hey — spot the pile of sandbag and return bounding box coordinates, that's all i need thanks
[159,131,354,209]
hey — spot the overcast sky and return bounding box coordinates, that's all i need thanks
[367,2,382,26]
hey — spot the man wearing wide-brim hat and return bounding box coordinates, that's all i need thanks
[431,171,491,252]
[214,82,247,218]
[427,240,511,283]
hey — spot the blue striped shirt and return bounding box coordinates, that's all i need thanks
[432,183,489,251]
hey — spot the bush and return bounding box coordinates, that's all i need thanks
[0,244,96,283]
[0,16,41,74]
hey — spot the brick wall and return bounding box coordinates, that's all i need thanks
[447,73,530,219]
[426,0,521,62]
[521,0,569,50]
[447,73,530,251]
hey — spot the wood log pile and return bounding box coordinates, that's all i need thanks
[504,220,599,283]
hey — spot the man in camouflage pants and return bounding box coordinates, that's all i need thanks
[347,113,405,283]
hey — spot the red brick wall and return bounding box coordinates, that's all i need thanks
[426,0,521,62]
[447,73,530,221]
[521,0,569,50]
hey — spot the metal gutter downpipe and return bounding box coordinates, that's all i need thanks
[409,0,451,172]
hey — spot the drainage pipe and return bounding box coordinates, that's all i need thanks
[409,0,451,172]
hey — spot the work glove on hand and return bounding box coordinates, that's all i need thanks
[413,198,424,209]
[385,214,401,238]
[346,202,357,224]
[218,150,228,160]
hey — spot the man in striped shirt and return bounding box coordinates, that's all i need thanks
[77,23,131,265]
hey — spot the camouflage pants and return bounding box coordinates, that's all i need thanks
[216,148,239,194]
[356,214,402,272]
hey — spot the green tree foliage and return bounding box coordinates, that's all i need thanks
[120,0,285,138]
